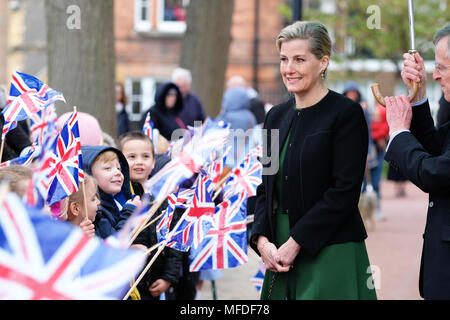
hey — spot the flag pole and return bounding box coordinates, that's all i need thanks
[123,200,196,300]
[123,241,166,300]
[127,197,166,247]
[0,138,4,164]
[73,106,88,221]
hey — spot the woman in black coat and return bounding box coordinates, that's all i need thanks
[140,82,184,141]
[250,21,376,300]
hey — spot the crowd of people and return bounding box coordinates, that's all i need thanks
[1,19,449,301]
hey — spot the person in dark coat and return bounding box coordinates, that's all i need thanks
[81,145,140,239]
[172,68,206,127]
[115,82,131,138]
[140,82,185,141]
[436,93,450,128]
[384,25,450,299]
[251,21,375,300]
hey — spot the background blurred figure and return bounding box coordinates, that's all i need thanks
[226,75,266,125]
[171,68,206,127]
[370,103,390,220]
[115,82,131,138]
[140,82,184,141]
[215,86,256,168]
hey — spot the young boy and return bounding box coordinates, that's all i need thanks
[81,145,141,239]
[119,131,156,197]
[119,131,182,300]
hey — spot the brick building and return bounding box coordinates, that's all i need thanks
[115,0,286,124]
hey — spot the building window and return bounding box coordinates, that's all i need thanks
[125,78,157,123]
[157,0,189,33]
[134,0,151,32]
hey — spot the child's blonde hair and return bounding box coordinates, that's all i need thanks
[0,165,33,197]
[92,150,119,166]
[60,174,98,221]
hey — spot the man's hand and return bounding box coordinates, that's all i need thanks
[385,95,413,136]
[401,52,427,103]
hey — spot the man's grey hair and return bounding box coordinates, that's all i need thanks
[171,67,192,84]
[433,24,450,57]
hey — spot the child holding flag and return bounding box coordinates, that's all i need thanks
[81,145,141,239]
[58,174,100,238]
[119,131,183,300]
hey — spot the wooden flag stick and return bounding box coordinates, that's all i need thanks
[123,241,166,300]
[123,200,195,300]
[212,170,232,201]
[127,197,166,247]
[145,242,163,256]
[0,138,5,164]
[139,211,164,234]
[81,180,89,221]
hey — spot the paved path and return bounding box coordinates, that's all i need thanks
[199,179,428,300]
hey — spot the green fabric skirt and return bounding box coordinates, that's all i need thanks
[260,210,377,300]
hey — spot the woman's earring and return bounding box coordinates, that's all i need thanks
[321,70,326,80]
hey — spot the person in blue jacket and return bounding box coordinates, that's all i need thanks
[81,145,141,239]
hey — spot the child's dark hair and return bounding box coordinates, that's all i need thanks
[119,130,155,157]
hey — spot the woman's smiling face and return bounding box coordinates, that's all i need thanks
[279,38,328,96]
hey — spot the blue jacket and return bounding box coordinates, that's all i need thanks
[82,145,135,239]
[216,87,257,167]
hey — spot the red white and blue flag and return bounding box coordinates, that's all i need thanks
[0,144,37,168]
[145,143,204,202]
[2,71,65,129]
[251,262,266,293]
[189,191,248,271]
[158,175,215,252]
[142,112,155,141]
[0,193,146,300]
[222,150,262,199]
[29,104,58,147]
[46,111,84,205]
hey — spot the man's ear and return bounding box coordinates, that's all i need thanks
[70,201,80,217]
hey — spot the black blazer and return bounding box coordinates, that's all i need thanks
[251,90,368,257]
[385,100,450,299]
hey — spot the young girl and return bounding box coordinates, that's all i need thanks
[59,174,100,238]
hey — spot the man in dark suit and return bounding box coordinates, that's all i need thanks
[384,25,450,299]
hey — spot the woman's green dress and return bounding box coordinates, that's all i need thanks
[260,132,377,300]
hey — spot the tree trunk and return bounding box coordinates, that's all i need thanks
[180,0,235,118]
[45,0,116,137]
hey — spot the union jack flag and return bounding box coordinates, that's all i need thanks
[0,144,36,168]
[251,262,266,293]
[222,151,262,199]
[190,118,230,163]
[0,193,146,300]
[145,142,204,202]
[155,189,194,240]
[204,146,230,186]
[2,71,65,125]
[1,121,17,140]
[158,175,215,251]
[29,104,58,146]
[46,111,84,205]
[189,192,248,271]
[142,112,154,141]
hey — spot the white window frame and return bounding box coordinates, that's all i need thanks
[156,0,188,33]
[125,78,156,122]
[134,0,151,32]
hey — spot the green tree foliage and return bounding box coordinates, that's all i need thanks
[281,0,449,61]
